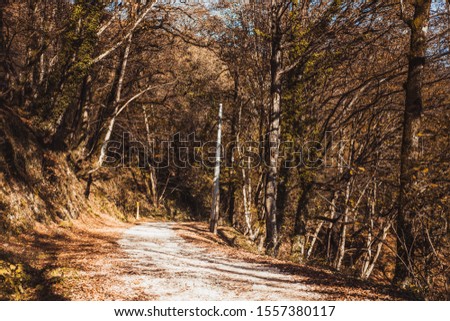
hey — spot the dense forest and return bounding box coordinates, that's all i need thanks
[0,0,449,300]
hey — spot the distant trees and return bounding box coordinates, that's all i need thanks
[206,1,449,297]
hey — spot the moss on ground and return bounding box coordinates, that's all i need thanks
[0,252,69,300]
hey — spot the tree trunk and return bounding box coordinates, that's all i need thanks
[306,220,323,260]
[51,75,89,150]
[98,33,133,167]
[236,97,255,239]
[71,74,92,151]
[264,1,282,255]
[142,104,158,207]
[0,1,8,103]
[242,165,255,239]
[394,0,432,288]
[50,2,103,150]
[334,178,352,271]
[361,179,376,278]
[361,222,391,280]
[291,180,313,262]
[276,163,290,233]
[227,74,239,226]
[326,192,338,261]
[210,103,223,234]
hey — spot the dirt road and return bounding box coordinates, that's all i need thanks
[1,219,402,300]
[118,222,321,300]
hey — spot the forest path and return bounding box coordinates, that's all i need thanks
[117,222,321,300]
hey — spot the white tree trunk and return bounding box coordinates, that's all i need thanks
[326,193,337,261]
[209,103,223,234]
[98,33,133,167]
[361,222,391,280]
[334,138,354,271]
[361,179,376,277]
[242,165,255,239]
[334,178,351,271]
[142,104,158,207]
[307,221,324,260]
